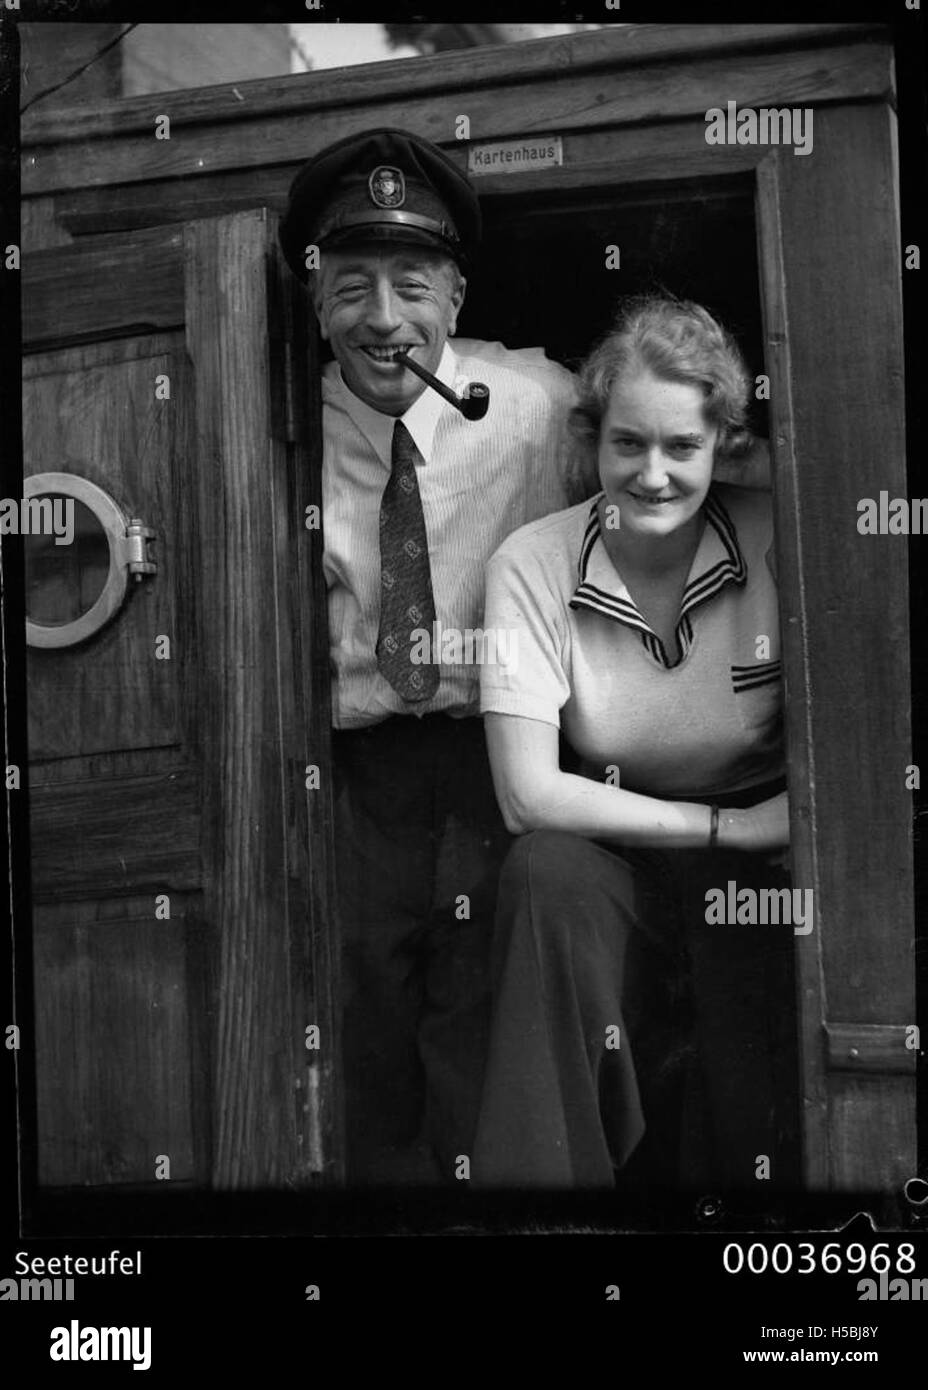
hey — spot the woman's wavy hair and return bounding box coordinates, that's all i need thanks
[566,294,754,502]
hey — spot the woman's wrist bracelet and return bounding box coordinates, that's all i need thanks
[708,804,720,849]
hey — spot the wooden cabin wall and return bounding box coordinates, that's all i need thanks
[17,21,916,1202]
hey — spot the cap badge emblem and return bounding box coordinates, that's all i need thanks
[369,166,405,208]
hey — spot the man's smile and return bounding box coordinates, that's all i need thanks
[357,343,421,365]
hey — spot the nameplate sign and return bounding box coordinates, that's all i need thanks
[467,136,563,176]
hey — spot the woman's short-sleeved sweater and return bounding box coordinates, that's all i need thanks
[479,484,784,800]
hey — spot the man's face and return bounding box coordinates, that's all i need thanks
[313,247,466,415]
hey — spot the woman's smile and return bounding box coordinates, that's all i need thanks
[626,491,680,507]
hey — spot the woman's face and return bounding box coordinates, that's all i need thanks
[596,368,719,540]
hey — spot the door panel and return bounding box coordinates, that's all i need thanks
[22,209,339,1206]
[29,769,200,902]
[25,336,185,758]
[33,894,206,1189]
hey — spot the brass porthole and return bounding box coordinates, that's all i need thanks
[23,473,156,650]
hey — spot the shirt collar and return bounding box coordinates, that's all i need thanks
[569,486,748,667]
[334,342,459,468]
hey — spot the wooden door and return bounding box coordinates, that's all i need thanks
[22,209,340,1209]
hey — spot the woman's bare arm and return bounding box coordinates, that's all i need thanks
[485,712,789,851]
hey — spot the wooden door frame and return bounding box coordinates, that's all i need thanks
[755,107,915,1192]
[182,210,341,1189]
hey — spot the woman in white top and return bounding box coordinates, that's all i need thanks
[473,296,798,1190]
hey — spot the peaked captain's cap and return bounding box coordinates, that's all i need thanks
[279,127,481,282]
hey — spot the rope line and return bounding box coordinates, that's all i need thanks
[21,23,139,115]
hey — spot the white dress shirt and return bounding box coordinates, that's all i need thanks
[322,338,577,728]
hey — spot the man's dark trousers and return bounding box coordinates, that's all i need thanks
[333,712,511,1184]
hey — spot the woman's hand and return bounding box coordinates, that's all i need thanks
[720,791,790,854]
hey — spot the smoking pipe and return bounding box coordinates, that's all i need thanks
[394,350,490,421]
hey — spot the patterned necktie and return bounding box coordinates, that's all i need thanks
[376,420,440,703]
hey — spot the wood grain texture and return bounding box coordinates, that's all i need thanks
[29,770,201,900]
[756,106,914,1190]
[22,228,184,348]
[183,209,338,1188]
[22,24,883,145]
[22,195,74,250]
[829,1081,915,1192]
[268,238,343,1182]
[33,895,202,1188]
[54,167,291,242]
[22,34,892,197]
[28,744,185,787]
[48,123,769,244]
[755,151,831,1192]
[23,336,185,759]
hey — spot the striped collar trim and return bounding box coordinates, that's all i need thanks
[569,487,748,669]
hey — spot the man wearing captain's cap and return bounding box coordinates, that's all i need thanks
[280,128,576,1183]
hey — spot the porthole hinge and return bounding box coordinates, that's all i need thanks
[121,519,157,581]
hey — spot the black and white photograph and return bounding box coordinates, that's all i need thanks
[1,3,926,1369]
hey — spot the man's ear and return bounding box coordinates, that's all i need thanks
[448,274,466,337]
[314,298,331,343]
[308,273,330,341]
